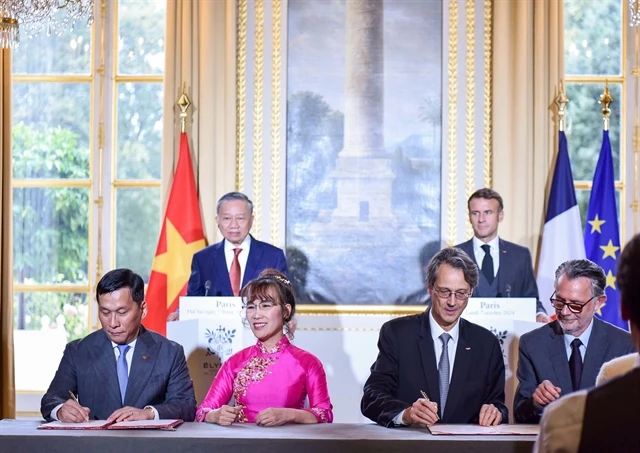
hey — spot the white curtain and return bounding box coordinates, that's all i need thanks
[163,0,237,242]
[492,0,564,260]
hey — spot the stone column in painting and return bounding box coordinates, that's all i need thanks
[342,0,385,158]
[332,0,395,223]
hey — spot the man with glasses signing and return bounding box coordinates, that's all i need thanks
[361,247,508,426]
[514,259,633,424]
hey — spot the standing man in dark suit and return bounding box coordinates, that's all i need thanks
[169,192,288,320]
[514,259,634,424]
[41,269,197,422]
[456,188,549,322]
[534,233,640,453]
[361,247,507,427]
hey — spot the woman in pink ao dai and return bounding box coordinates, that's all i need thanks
[196,269,333,426]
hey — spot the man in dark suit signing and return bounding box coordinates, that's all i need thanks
[514,259,634,424]
[169,192,288,320]
[534,233,640,453]
[456,188,549,322]
[41,269,197,422]
[361,247,508,427]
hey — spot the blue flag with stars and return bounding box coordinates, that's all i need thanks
[584,130,626,330]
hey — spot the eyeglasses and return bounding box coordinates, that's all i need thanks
[244,301,277,312]
[433,287,472,301]
[550,292,597,314]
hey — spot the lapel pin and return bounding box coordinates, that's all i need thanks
[465,347,471,351]
[141,355,149,360]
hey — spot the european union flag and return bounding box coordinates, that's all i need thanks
[584,130,626,330]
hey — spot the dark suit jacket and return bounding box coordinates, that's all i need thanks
[187,235,288,297]
[41,327,197,421]
[456,238,546,314]
[514,318,634,423]
[361,310,508,426]
[578,367,640,452]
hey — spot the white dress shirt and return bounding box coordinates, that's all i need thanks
[472,235,500,277]
[224,235,251,284]
[428,309,460,383]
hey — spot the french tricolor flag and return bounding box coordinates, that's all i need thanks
[536,130,586,314]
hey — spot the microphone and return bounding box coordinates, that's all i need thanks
[505,284,512,298]
[204,280,212,297]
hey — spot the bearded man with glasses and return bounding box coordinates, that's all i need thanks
[361,247,508,427]
[514,259,634,424]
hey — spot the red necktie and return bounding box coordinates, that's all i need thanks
[230,248,242,296]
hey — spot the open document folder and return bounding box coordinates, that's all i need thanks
[37,419,183,430]
[428,424,539,435]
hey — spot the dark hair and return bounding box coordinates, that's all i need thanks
[554,259,606,298]
[467,188,504,212]
[240,269,296,337]
[216,192,253,215]
[426,247,479,290]
[619,233,640,326]
[96,268,145,305]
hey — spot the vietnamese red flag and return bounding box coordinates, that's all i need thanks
[144,132,206,335]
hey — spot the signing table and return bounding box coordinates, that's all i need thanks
[0,420,537,453]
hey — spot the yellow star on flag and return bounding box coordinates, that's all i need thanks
[600,240,620,260]
[152,219,206,308]
[605,270,617,290]
[587,215,606,234]
[595,301,606,317]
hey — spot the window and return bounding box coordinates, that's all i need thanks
[564,0,626,233]
[11,0,165,410]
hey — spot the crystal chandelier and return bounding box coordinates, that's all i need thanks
[631,0,640,27]
[0,0,94,49]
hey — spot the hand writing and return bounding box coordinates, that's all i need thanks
[57,399,90,423]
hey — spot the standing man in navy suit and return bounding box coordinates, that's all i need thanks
[41,269,197,422]
[169,192,287,320]
[455,188,549,322]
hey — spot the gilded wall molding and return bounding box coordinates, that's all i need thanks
[465,0,476,241]
[251,0,265,239]
[483,0,493,189]
[269,0,283,246]
[446,0,459,247]
[236,0,248,192]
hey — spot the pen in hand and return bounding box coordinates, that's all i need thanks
[68,390,79,404]
[68,390,89,422]
[420,390,439,421]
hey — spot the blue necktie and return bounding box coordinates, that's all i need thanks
[438,333,451,418]
[117,344,131,404]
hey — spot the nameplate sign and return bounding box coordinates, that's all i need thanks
[463,297,536,322]
[179,296,243,320]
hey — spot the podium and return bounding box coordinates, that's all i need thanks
[463,297,540,423]
[166,296,248,402]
